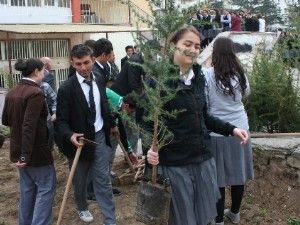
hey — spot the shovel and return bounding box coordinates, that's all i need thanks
[56,138,97,225]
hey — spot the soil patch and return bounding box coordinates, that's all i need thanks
[0,141,299,225]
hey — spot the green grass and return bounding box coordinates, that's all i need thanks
[288,217,300,225]
[245,193,255,204]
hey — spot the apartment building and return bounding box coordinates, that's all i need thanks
[0,0,154,89]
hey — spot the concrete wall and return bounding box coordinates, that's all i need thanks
[0,6,72,24]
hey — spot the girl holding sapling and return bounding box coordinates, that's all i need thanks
[147,25,249,225]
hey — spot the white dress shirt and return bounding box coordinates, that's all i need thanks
[95,60,104,69]
[180,69,195,86]
[76,72,103,132]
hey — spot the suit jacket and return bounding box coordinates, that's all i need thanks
[55,73,114,160]
[121,56,129,69]
[43,70,56,91]
[93,62,109,84]
[111,53,145,96]
[2,79,52,166]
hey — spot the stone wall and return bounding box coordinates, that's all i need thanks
[252,137,300,183]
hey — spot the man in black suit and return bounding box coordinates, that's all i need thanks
[41,57,56,91]
[120,45,134,69]
[55,44,117,224]
[93,38,113,84]
[111,52,145,96]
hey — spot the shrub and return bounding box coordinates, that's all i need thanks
[244,47,300,132]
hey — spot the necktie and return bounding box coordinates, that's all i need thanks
[84,79,96,126]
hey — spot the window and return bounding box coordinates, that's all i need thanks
[58,0,70,8]
[0,41,8,60]
[0,0,8,5]
[11,0,25,6]
[10,39,69,60]
[57,68,69,86]
[44,0,54,6]
[28,0,41,6]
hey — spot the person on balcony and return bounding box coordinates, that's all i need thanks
[221,10,231,32]
[231,11,241,32]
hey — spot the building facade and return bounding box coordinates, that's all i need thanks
[0,0,154,89]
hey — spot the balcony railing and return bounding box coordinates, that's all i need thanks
[79,0,153,25]
[0,0,70,7]
[80,0,129,24]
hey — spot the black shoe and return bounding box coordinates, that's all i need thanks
[113,188,122,196]
[87,195,97,201]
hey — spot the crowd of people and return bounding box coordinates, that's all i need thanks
[191,8,266,47]
[2,24,254,225]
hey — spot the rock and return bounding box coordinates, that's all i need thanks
[297,171,300,186]
[286,148,300,169]
[0,133,4,149]
[252,138,300,155]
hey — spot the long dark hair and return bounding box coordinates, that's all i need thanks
[212,37,247,97]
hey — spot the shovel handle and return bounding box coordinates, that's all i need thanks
[56,142,84,225]
[116,137,135,173]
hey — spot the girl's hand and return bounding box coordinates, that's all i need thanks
[147,147,159,165]
[233,128,249,145]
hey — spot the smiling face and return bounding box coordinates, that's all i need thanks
[173,31,200,72]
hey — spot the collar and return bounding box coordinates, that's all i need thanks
[95,60,104,69]
[76,71,95,84]
[22,77,37,84]
[180,69,195,85]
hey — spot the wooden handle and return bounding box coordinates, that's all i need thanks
[116,138,135,173]
[151,165,158,184]
[150,144,159,184]
[56,142,84,225]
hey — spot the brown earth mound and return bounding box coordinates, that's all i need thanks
[0,140,299,225]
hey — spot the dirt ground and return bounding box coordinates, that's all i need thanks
[0,140,299,225]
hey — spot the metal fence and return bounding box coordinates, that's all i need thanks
[0,39,70,89]
[0,0,70,7]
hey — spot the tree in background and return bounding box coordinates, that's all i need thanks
[245,1,300,133]
[210,0,224,9]
[230,0,283,24]
[245,47,300,133]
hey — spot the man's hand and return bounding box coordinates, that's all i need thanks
[70,133,84,147]
[147,146,159,166]
[129,152,138,165]
[233,128,249,145]
[15,161,27,168]
[110,126,120,138]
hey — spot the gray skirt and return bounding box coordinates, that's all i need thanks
[161,158,220,225]
[210,135,254,187]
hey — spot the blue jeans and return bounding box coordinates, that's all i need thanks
[19,164,56,225]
